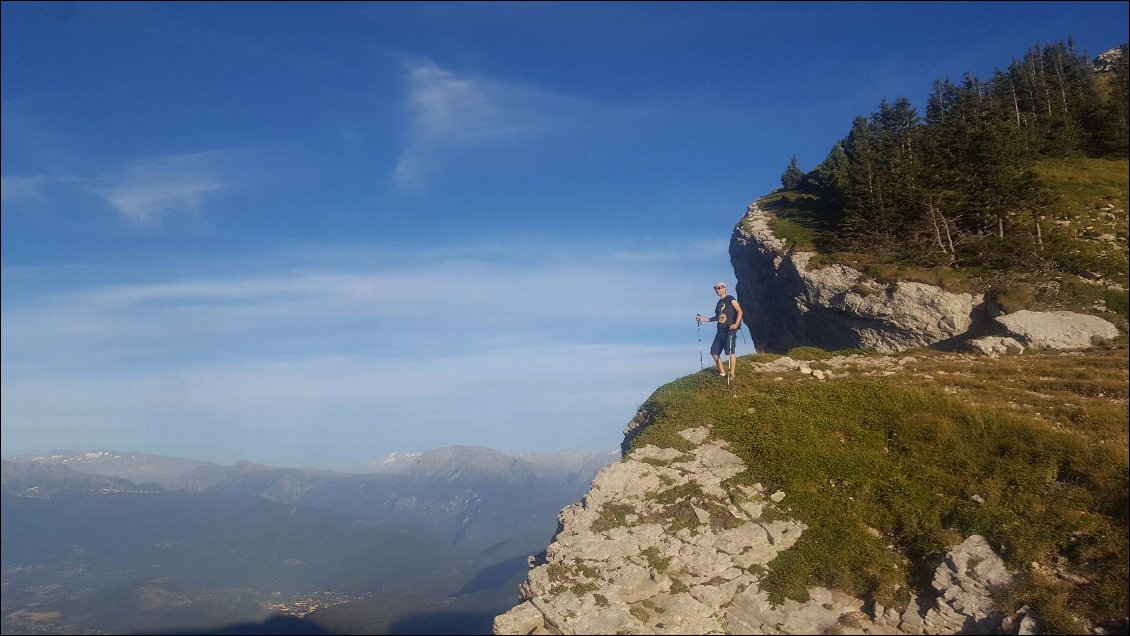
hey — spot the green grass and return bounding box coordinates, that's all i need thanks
[1034,158,1129,226]
[1035,157,1129,291]
[641,546,671,573]
[626,347,1129,630]
[628,605,650,622]
[768,217,820,252]
[546,561,602,596]
[592,502,638,532]
[786,346,844,361]
[760,190,836,254]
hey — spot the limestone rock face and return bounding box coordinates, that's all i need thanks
[967,336,1026,356]
[493,423,1033,635]
[730,202,988,353]
[1093,47,1124,74]
[995,310,1119,350]
[922,535,1016,634]
[728,201,1121,354]
[494,428,849,635]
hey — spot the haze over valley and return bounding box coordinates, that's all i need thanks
[1,447,616,634]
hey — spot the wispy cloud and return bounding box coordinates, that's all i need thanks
[90,150,247,225]
[392,60,591,192]
[0,341,690,465]
[3,148,267,226]
[3,101,267,226]
[2,243,722,369]
[0,175,52,205]
[1,238,733,465]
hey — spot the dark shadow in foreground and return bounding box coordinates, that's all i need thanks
[386,611,498,635]
[147,614,334,635]
[457,553,529,595]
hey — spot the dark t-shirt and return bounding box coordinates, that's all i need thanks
[714,295,738,330]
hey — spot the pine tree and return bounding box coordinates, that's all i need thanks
[806,36,1114,271]
[871,96,923,233]
[811,142,849,201]
[780,155,804,190]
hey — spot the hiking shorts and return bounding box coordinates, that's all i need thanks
[711,329,737,356]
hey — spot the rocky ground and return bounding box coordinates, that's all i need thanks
[495,426,1041,635]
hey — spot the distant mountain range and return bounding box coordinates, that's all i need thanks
[7,449,214,489]
[7,446,617,553]
[1,446,617,635]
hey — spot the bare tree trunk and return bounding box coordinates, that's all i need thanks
[998,215,1005,239]
[942,212,956,255]
[929,202,947,253]
[1009,79,1022,128]
[1030,47,1054,117]
[1034,212,1043,248]
[1022,52,1041,118]
[1053,46,1069,116]
[1021,58,1034,113]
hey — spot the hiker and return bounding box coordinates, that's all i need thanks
[697,281,743,379]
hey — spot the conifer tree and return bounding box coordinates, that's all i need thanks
[839,115,882,246]
[811,141,849,205]
[807,36,1118,270]
[780,155,804,190]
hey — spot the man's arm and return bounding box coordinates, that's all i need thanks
[696,313,717,323]
[730,299,743,330]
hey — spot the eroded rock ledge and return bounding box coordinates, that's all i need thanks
[494,425,1027,635]
[730,201,1118,354]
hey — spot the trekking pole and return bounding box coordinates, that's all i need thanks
[740,327,756,354]
[697,317,704,371]
[727,329,736,387]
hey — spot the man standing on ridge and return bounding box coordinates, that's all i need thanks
[697,281,743,379]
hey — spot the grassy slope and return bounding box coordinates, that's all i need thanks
[628,346,1128,634]
[627,161,1129,631]
[759,158,1130,332]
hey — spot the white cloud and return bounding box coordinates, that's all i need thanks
[2,252,719,369]
[90,149,257,225]
[1,175,51,204]
[391,60,591,192]
[406,63,514,142]
[0,341,691,463]
[1,238,735,465]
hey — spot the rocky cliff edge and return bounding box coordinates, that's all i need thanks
[729,201,1118,354]
[494,420,1037,635]
[492,201,1123,635]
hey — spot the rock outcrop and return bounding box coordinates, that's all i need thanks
[730,201,989,354]
[494,423,1028,635]
[994,310,1120,350]
[495,200,1123,635]
[1093,47,1125,74]
[729,201,1119,354]
[922,535,1021,634]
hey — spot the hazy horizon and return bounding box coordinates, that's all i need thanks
[2,444,621,474]
[4,2,1128,469]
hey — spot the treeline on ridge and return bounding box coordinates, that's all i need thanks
[782,39,1128,280]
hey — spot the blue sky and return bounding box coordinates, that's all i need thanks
[3,2,1127,469]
